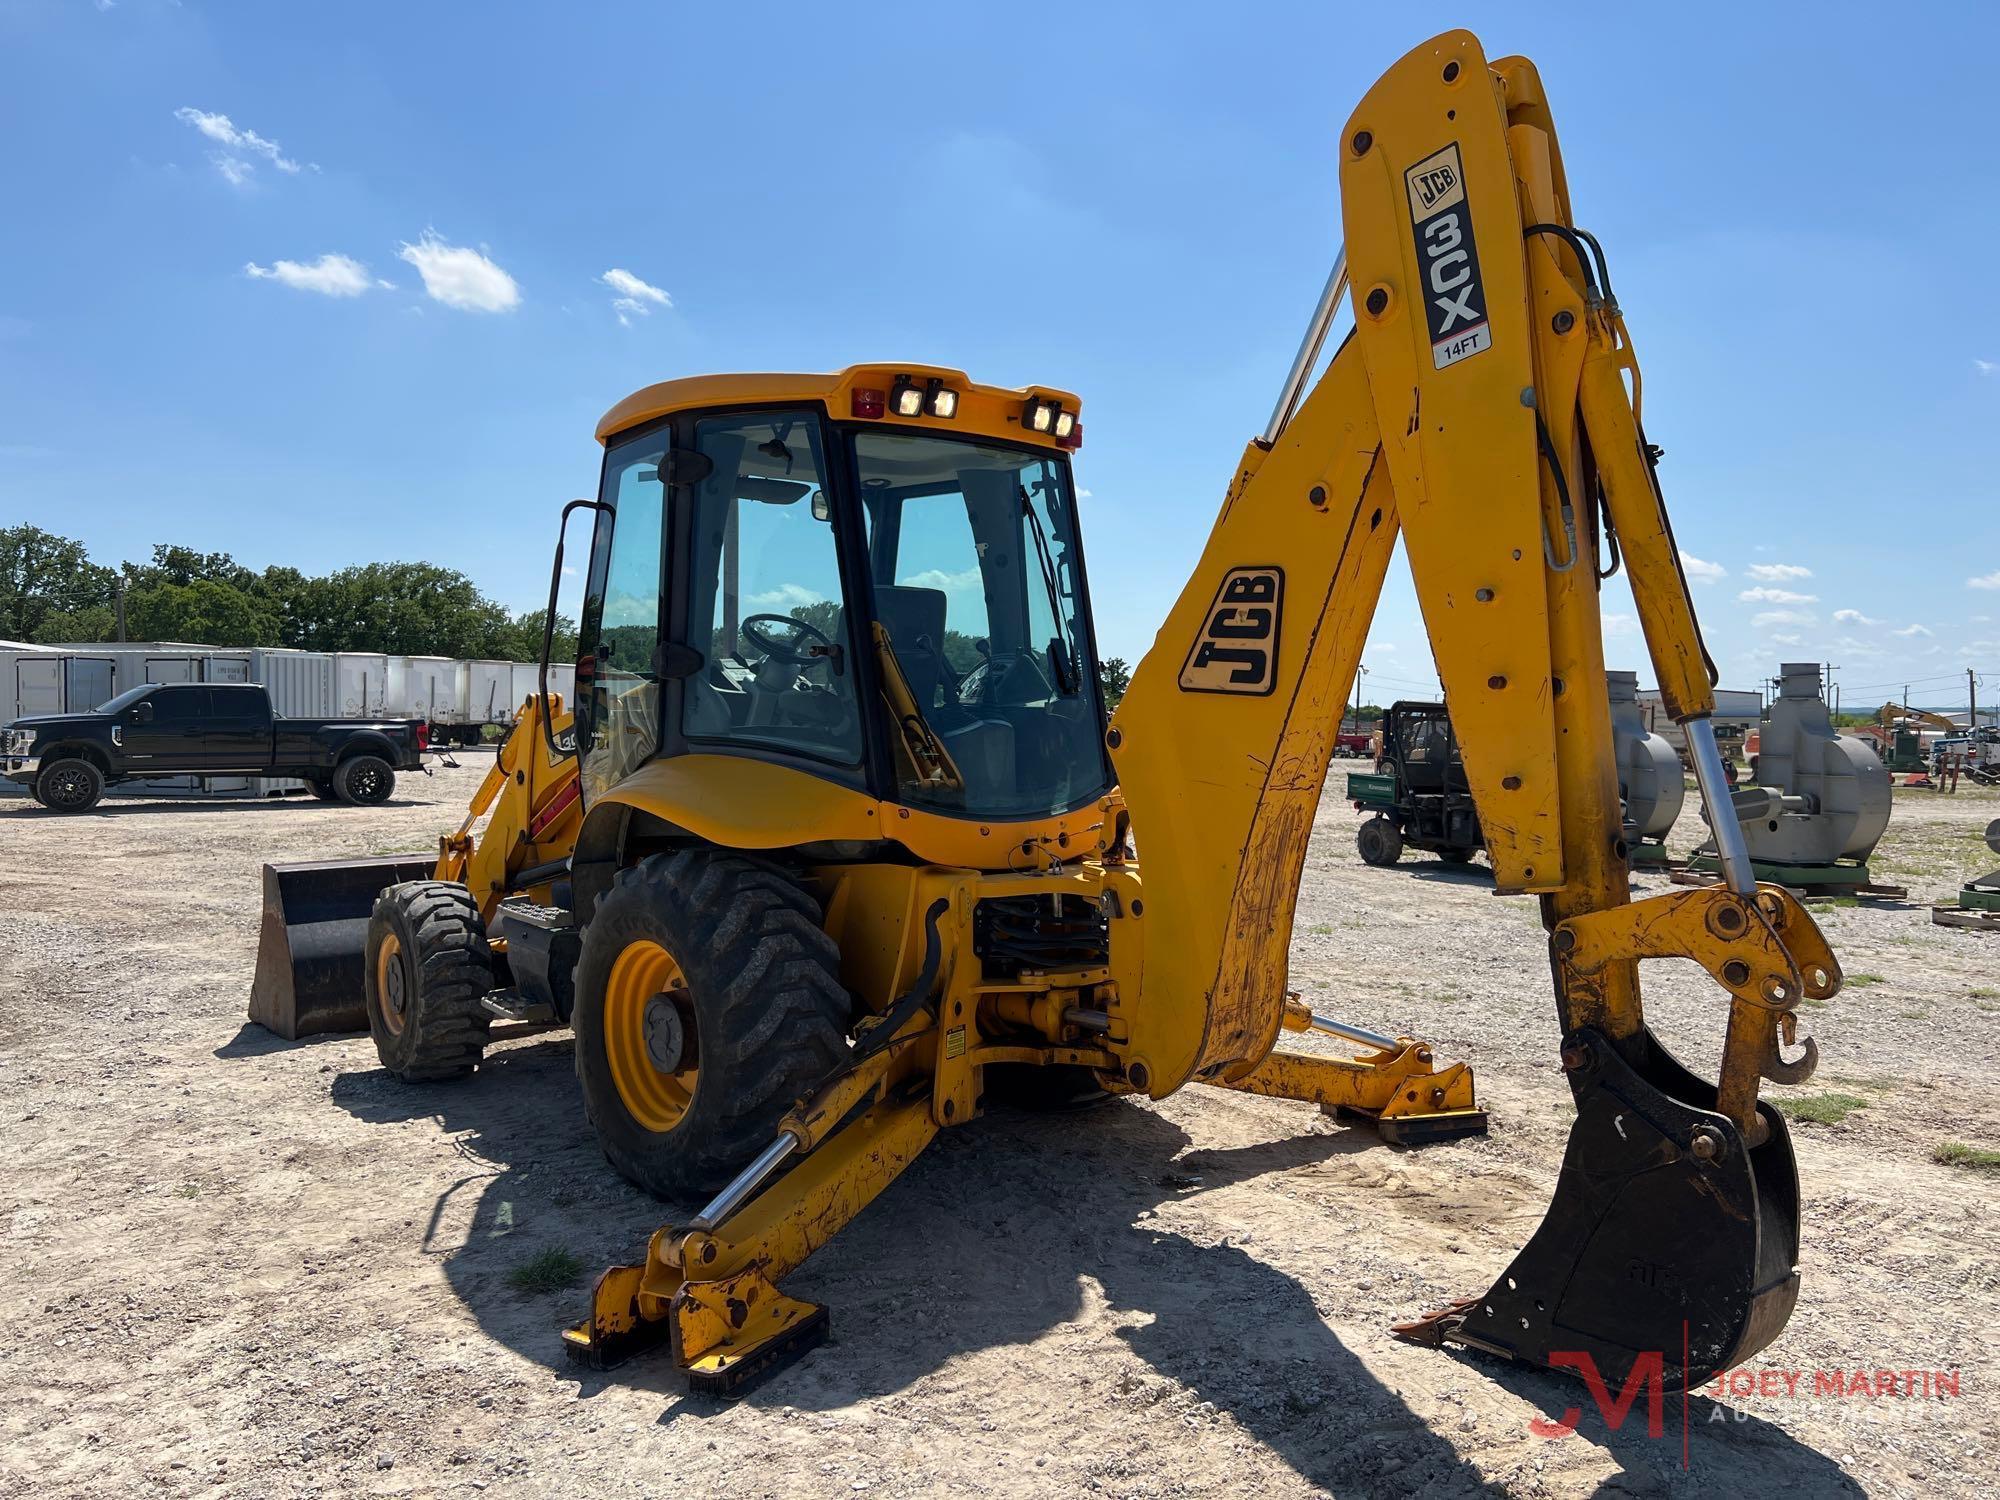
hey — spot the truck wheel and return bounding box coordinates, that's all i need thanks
[334,754,395,806]
[1357,815,1403,867]
[364,881,494,1080]
[305,775,340,802]
[1439,847,1476,865]
[572,849,850,1199]
[36,758,104,814]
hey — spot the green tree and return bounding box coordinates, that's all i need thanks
[124,578,281,646]
[0,525,117,642]
[1098,656,1132,710]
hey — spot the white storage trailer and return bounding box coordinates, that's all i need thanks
[334,653,393,717]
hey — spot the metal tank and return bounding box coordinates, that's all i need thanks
[1608,669,1685,863]
[1699,663,1892,880]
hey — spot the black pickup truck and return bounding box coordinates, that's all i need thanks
[2,682,428,813]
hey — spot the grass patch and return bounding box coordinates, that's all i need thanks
[172,1183,199,1199]
[507,1247,585,1296]
[1777,1092,1870,1126]
[1932,1142,2000,1171]
[1820,896,1861,908]
[1971,987,1999,1000]
[1305,923,1335,936]
[1844,973,1886,987]
[1898,1009,1931,1021]
[1828,1075,1896,1094]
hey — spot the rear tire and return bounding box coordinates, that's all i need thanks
[1439,847,1475,865]
[36,758,104,814]
[364,881,494,1080]
[334,754,395,806]
[1357,815,1403,867]
[572,849,850,1199]
[305,775,340,802]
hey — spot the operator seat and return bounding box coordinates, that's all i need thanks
[873,585,1015,797]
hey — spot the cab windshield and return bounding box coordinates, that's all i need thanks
[852,429,1108,819]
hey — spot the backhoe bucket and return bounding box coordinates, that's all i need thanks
[1400,1026,1800,1391]
[248,856,434,1039]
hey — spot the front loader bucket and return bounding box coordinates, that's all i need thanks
[1401,1026,1800,1391]
[248,857,433,1039]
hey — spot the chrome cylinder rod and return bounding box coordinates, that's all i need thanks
[1307,1012,1399,1053]
[689,1132,798,1232]
[1686,716,1755,895]
[1261,247,1349,445]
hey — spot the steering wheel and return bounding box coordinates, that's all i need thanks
[740,613,835,665]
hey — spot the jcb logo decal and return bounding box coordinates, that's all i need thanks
[1180,567,1283,696]
[1404,143,1491,370]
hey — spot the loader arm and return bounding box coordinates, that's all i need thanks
[1109,31,1836,1386]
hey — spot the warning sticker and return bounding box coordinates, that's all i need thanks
[1404,143,1491,370]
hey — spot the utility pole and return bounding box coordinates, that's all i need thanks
[1972,667,1980,731]
[1351,663,1368,732]
[114,578,128,644]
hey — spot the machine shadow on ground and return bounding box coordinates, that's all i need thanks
[319,1041,1856,1497]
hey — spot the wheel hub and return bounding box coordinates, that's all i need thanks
[643,992,686,1073]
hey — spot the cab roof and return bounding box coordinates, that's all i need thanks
[596,363,1082,449]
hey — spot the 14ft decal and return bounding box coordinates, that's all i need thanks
[1180,567,1284,695]
[1404,143,1491,370]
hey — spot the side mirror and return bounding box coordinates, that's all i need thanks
[130,702,154,723]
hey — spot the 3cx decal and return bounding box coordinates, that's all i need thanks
[1404,142,1491,369]
[1179,566,1283,695]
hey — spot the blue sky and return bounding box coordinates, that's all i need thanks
[3,1,1997,714]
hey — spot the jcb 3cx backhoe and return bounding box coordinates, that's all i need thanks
[257,29,1837,1400]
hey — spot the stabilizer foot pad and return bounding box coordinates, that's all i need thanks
[688,1304,829,1399]
[1336,1105,1490,1146]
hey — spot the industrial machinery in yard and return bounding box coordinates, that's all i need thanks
[1932,819,2000,931]
[256,30,1841,1403]
[1687,663,1892,894]
[1345,701,1483,866]
[1609,669,1686,867]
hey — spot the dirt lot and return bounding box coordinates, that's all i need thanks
[2,763,1997,1499]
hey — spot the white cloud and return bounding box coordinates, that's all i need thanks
[1831,608,1881,626]
[1977,359,1998,377]
[397,233,520,312]
[898,567,983,595]
[1893,623,1932,637]
[1601,612,1639,636]
[1680,552,1725,584]
[746,583,824,611]
[1739,586,1817,605]
[1076,488,1093,499]
[174,107,306,183]
[1968,570,2000,590]
[599,268,670,326]
[1770,633,1803,646]
[243,253,375,297]
[1753,609,1817,628]
[1746,562,1812,582]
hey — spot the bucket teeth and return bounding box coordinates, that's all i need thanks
[1395,1027,1800,1391]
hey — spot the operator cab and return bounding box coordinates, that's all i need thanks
[575,367,1110,829]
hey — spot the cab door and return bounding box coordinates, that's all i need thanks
[577,426,671,805]
[120,685,207,769]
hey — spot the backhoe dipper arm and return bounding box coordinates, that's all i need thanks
[1109,31,1838,1388]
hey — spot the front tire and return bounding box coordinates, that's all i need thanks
[37,758,104,814]
[334,754,395,805]
[364,881,494,1080]
[1357,814,1403,866]
[1439,847,1476,865]
[572,849,850,1199]
[305,775,341,801]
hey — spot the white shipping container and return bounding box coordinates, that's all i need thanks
[459,659,513,726]
[253,649,336,718]
[403,656,458,722]
[334,652,392,716]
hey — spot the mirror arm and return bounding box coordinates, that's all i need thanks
[544,498,613,762]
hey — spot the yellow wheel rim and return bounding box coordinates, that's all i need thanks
[603,940,698,1133]
[376,931,407,1036]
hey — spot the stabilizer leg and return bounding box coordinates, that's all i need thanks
[1208,1002,1487,1144]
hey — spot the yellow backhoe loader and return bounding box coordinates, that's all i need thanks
[256,29,1838,1402]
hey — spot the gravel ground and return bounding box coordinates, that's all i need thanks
[1,763,1996,1499]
